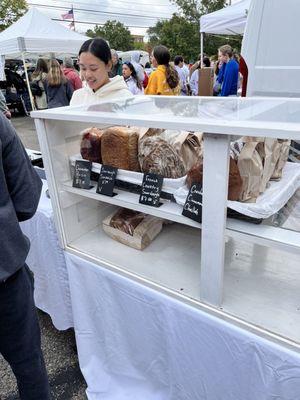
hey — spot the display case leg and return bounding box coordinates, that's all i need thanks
[200,133,230,307]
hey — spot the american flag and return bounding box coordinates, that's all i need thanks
[61,8,74,20]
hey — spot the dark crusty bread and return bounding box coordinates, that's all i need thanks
[186,157,243,201]
[139,136,186,179]
[110,208,146,236]
[101,126,140,171]
[80,127,104,163]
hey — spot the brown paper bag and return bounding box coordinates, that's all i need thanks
[257,138,282,193]
[161,130,203,172]
[271,139,291,180]
[238,139,263,202]
[186,157,242,201]
[103,209,163,250]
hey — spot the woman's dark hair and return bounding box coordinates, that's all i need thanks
[32,58,48,78]
[203,56,211,68]
[153,45,179,90]
[174,55,184,66]
[196,56,211,70]
[123,61,142,90]
[79,37,111,65]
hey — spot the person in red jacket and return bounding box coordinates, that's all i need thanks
[62,57,82,91]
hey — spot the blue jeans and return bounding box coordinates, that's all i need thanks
[0,266,50,399]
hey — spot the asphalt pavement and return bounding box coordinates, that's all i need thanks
[0,115,87,400]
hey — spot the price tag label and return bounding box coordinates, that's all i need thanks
[72,160,92,189]
[182,183,203,223]
[139,173,163,207]
[96,165,117,196]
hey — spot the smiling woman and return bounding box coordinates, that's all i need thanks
[70,37,132,106]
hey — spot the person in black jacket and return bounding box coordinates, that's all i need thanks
[0,114,50,399]
[44,59,73,108]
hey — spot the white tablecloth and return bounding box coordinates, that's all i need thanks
[21,181,73,330]
[66,252,300,400]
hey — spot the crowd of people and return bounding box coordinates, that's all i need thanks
[18,37,242,114]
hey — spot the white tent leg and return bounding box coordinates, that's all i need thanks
[200,32,204,68]
[21,52,36,111]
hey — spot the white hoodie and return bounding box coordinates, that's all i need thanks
[70,75,133,106]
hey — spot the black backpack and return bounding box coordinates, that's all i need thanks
[30,81,43,97]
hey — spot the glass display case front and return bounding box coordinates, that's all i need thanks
[32,96,300,347]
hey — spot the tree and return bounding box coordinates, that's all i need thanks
[86,20,134,51]
[172,0,226,23]
[133,42,147,51]
[148,14,200,62]
[147,1,229,61]
[0,0,27,32]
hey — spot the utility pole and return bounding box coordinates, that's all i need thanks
[72,5,76,31]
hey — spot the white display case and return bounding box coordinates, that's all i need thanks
[32,96,300,350]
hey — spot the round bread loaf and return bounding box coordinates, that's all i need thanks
[80,127,103,163]
[139,137,186,179]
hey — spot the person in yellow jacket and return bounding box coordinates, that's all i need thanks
[145,45,180,96]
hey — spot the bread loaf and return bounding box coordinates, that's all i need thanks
[139,136,186,179]
[110,209,146,236]
[80,127,103,163]
[101,126,140,171]
[103,208,163,250]
[186,158,242,201]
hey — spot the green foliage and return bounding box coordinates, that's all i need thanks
[148,15,200,62]
[200,0,227,16]
[171,0,226,23]
[0,0,27,32]
[133,42,147,51]
[86,20,134,51]
[148,0,242,60]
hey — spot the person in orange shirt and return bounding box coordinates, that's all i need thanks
[145,45,180,95]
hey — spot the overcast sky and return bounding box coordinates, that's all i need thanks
[27,0,179,36]
[27,0,238,36]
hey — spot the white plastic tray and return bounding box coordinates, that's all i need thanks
[70,154,187,194]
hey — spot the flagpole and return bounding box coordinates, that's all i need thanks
[72,5,76,31]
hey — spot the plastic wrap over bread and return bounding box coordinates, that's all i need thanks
[80,127,104,163]
[103,208,163,250]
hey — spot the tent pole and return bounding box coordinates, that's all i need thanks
[21,52,36,111]
[200,32,204,68]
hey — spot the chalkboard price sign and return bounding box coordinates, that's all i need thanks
[72,160,92,189]
[96,165,117,196]
[139,173,163,207]
[182,183,203,223]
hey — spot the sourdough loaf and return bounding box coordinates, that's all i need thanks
[103,208,163,250]
[139,136,186,179]
[101,126,140,171]
[110,209,146,236]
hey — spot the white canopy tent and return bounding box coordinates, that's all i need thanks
[200,0,250,36]
[0,8,88,58]
[199,0,251,65]
[0,8,88,108]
